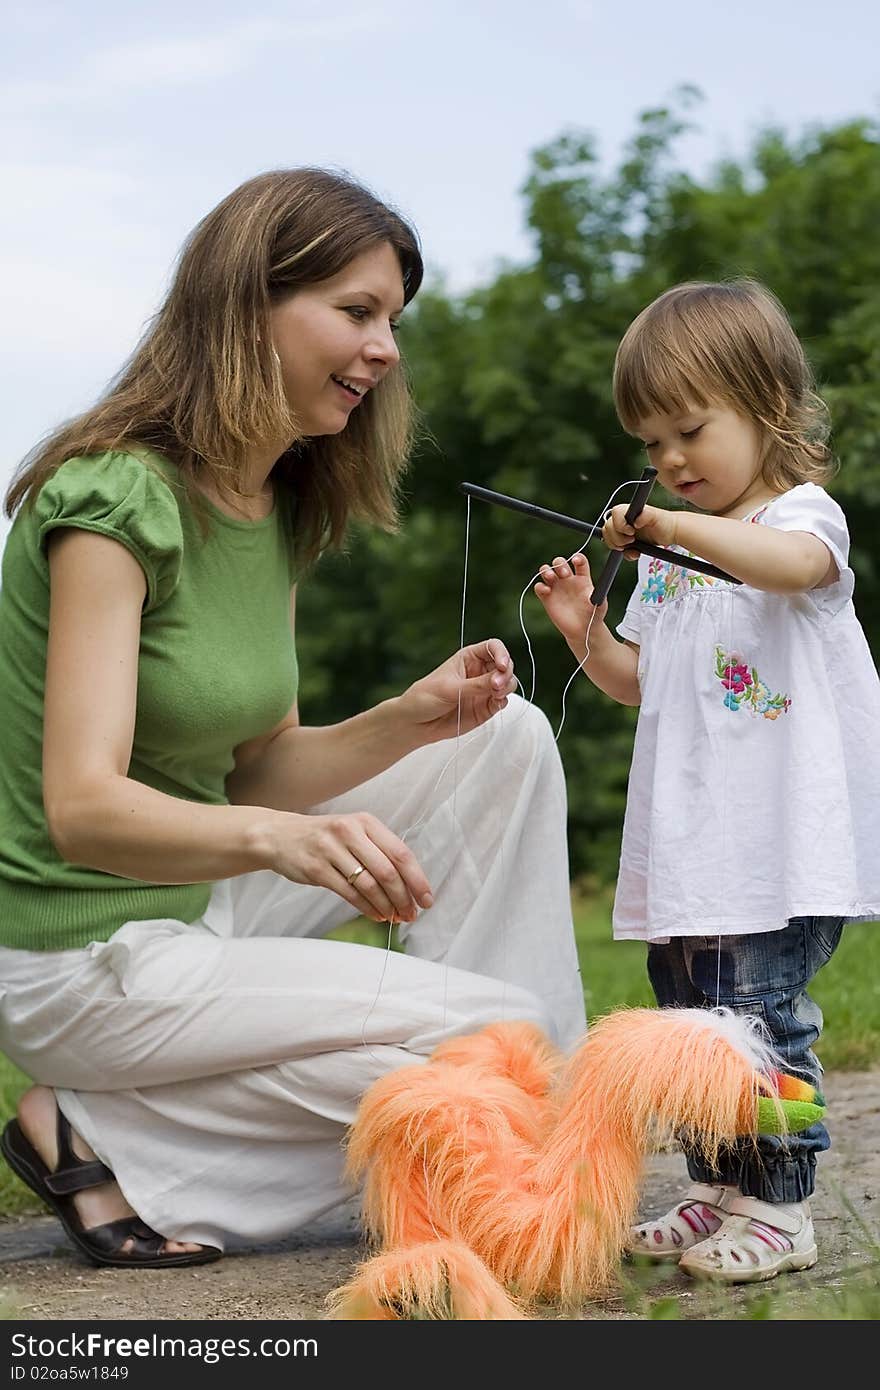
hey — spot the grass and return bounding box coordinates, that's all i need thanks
[2,893,879,1312]
[0,1062,35,1217]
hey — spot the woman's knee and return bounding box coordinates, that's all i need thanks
[484,695,558,772]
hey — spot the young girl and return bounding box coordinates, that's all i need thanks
[0,168,585,1270]
[535,278,880,1284]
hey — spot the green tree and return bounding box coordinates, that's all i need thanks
[297,101,880,884]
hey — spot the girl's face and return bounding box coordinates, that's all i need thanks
[632,402,774,518]
[269,241,404,437]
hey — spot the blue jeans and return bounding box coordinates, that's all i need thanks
[647,916,846,1203]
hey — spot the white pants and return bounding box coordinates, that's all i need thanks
[0,698,585,1248]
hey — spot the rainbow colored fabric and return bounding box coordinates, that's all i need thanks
[756,1070,826,1135]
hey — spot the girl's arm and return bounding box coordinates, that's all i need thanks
[42,530,436,923]
[604,504,837,593]
[533,553,641,706]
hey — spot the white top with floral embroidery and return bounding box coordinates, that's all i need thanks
[613,482,880,942]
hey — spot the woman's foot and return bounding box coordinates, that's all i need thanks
[626,1183,739,1261]
[16,1086,204,1258]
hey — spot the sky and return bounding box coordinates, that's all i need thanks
[2,0,879,554]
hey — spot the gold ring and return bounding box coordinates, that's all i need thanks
[346,864,365,886]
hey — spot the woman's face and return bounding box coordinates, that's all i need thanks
[270,241,405,436]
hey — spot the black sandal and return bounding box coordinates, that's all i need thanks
[0,1107,222,1269]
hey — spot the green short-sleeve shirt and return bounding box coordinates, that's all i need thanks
[0,451,298,950]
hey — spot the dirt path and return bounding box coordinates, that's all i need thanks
[2,1068,878,1321]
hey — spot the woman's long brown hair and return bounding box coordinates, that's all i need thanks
[5,168,425,569]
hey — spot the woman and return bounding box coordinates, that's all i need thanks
[0,168,586,1268]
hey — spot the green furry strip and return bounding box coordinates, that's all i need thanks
[756,1097,826,1135]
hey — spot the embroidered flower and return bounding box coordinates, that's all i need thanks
[721,660,752,695]
[715,647,791,718]
[639,552,730,602]
[640,558,681,605]
[642,572,666,604]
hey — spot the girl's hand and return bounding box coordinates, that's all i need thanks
[271,809,433,922]
[534,552,607,643]
[397,639,517,743]
[603,502,679,552]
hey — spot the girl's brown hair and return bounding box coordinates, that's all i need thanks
[5,168,425,568]
[613,278,835,490]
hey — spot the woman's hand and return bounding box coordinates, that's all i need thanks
[268,809,434,923]
[396,639,517,744]
[534,552,607,643]
[602,502,679,553]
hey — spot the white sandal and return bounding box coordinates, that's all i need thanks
[678,1195,817,1284]
[626,1183,738,1262]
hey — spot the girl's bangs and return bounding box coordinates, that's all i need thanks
[615,335,717,432]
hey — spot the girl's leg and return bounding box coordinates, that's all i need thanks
[631,920,843,1270]
[628,939,735,1260]
[680,916,845,1201]
[673,921,842,1280]
[647,939,702,1009]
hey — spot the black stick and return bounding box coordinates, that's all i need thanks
[458,475,742,595]
[589,466,658,605]
[458,483,602,534]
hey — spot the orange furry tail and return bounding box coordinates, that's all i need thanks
[429,1019,563,1105]
[332,1008,780,1316]
[344,1021,563,1250]
[325,1239,528,1320]
[520,1007,778,1300]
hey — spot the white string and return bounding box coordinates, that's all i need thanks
[554,602,602,743]
[715,569,737,1008]
[504,475,655,738]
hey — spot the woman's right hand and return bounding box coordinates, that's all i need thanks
[268,810,433,924]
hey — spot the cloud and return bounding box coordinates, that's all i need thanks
[0,252,157,355]
[563,0,597,20]
[0,160,168,289]
[0,160,141,212]
[5,0,69,37]
[1,11,391,112]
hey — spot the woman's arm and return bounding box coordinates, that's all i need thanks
[43,530,276,882]
[42,531,434,923]
[228,587,519,812]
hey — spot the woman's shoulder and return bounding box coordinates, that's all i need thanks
[34,448,186,522]
[40,448,180,501]
[33,449,186,610]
